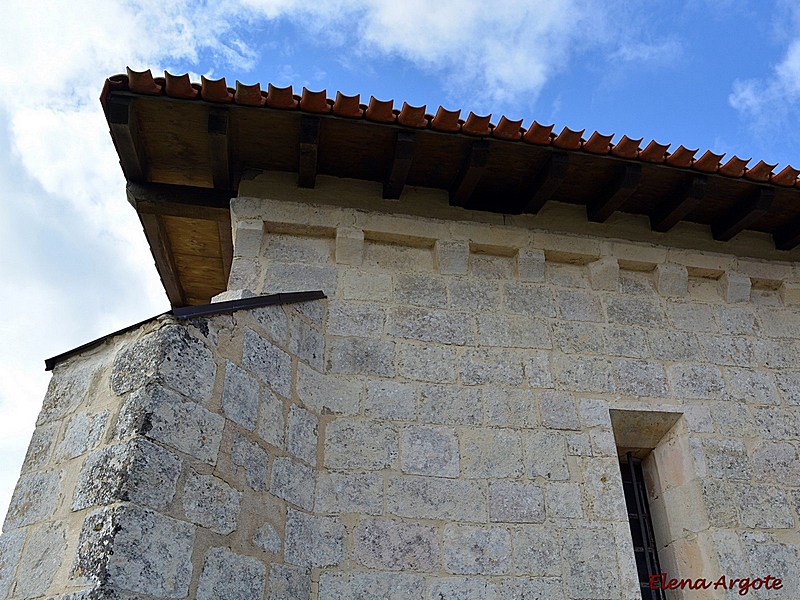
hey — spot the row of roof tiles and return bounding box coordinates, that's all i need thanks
[107,68,800,188]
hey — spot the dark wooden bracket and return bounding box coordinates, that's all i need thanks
[712,186,775,241]
[139,212,187,307]
[519,152,569,214]
[774,215,800,250]
[450,140,490,207]
[650,175,707,232]
[126,182,235,211]
[208,108,230,189]
[298,116,320,188]
[107,95,147,182]
[383,132,416,199]
[587,163,642,223]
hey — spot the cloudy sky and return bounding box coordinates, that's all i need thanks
[2,0,800,522]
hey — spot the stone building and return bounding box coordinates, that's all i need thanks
[1,68,800,599]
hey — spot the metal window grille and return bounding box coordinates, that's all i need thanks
[620,452,666,600]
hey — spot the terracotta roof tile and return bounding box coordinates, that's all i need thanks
[583,131,613,155]
[397,102,427,128]
[105,69,798,189]
[522,121,554,145]
[610,135,641,159]
[463,112,492,136]
[552,127,583,150]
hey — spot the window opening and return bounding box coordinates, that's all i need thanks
[620,451,665,600]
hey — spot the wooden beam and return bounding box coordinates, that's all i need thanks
[587,163,642,223]
[139,212,187,307]
[519,152,569,214]
[774,215,800,250]
[449,140,490,207]
[208,107,230,189]
[298,116,320,188]
[107,95,147,182]
[383,132,416,199]
[127,181,235,210]
[712,186,775,241]
[650,175,707,232]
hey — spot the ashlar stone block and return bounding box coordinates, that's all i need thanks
[562,527,620,600]
[319,571,425,600]
[401,425,459,477]
[517,248,546,282]
[0,529,26,599]
[718,271,751,303]
[328,301,385,339]
[315,471,383,515]
[752,441,800,485]
[702,438,753,480]
[511,526,561,576]
[522,430,569,481]
[387,475,487,522]
[289,313,324,370]
[365,379,416,421]
[503,282,556,317]
[270,456,315,511]
[287,404,318,465]
[428,577,498,600]
[485,389,537,428]
[335,226,364,266]
[269,563,311,600]
[258,387,285,449]
[436,239,469,275]
[489,481,545,523]
[460,428,523,478]
[221,360,259,430]
[443,525,512,575]
[243,327,292,398]
[182,470,242,535]
[614,358,667,397]
[588,256,619,291]
[14,521,66,598]
[419,384,482,426]
[735,485,794,528]
[327,337,396,377]
[546,482,584,519]
[555,289,603,322]
[538,391,580,430]
[352,517,440,571]
[324,419,398,470]
[654,263,688,297]
[395,273,447,308]
[284,508,345,568]
[196,547,266,600]
[55,410,108,461]
[232,434,269,491]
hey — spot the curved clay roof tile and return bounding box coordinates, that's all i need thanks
[639,140,670,163]
[266,84,298,109]
[552,127,584,150]
[718,156,750,178]
[165,72,198,99]
[583,131,613,155]
[610,135,641,159]
[201,76,233,103]
[665,145,697,168]
[365,97,395,123]
[126,67,161,95]
[299,88,331,113]
[398,102,427,128]
[235,81,266,107]
[333,92,363,118]
[492,116,523,141]
[693,150,724,173]
[522,121,554,145]
[772,165,800,187]
[106,73,128,92]
[745,160,777,182]
[430,107,461,132]
[463,112,492,136]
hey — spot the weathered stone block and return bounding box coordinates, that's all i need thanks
[546,263,590,288]
[489,481,544,523]
[243,327,292,397]
[588,257,619,291]
[390,306,473,345]
[232,434,268,491]
[552,321,604,355]
[718,271,751,303]
[335,226,364,265]
[395,273,447,308]
[71,443,134,511]
[56,410,108,461]
[127,439,182,511]
[399,344,456,383]
[459,348,524,386]
[583,458,628,521]
[699,335,754,367]
[684,404,714,433]
[776,371,800,405]
[735,485,793,528]
[196,547,266,600]
[436,240,469,275]
[21,423,57,473]
[460,428,523,479]
[117,384,224,465]
[605,296,665,327]
[522,431,569,480]
[668,364,725,399]
[614,358,668,397]
[714,304,756,335]
[221,360,259,430]
[443,525,511,575]
[319,571,425,600]
[315,471,383,515]
[654,263,688,296]
[449,278,501,311]
[552,354,615,393]
[262,233,333,264]
[503,282,556,317]
[702,438,753,480]
[353,517,440,571]
[742,541,799,599]
[0,529,26,598]
[428,577,498,600]
[590,429,618,457]
[36,360,95,425]
[562,527,620,599]
[754,338,800,369]
[365,380,416,421]
[567,432,592,456]
[342,270,393,302]
[387,475,487,522]
[158,325,217,403]
[297,362,361,416]
[328,300,385,338]
[471,254,514,279]
[13,521,66,598]
[701,479,739,527]
[546,482,584,518]
[401,425,459,477]
[511,526,561,576]
[233,220,264,258]
[251,303,289,346]
[324,419,398,470]
[496,577,564,600]
[289,313,324,370]
[287,404,318,465]
[648,330,700,361]
[228,257,261,291]
[485,389,537,428]
[258,387,285,449]
[182,470,241,535]
[539,391,580,430]
[476,314,551,349]
[270,456,315,511]
[284,508,344,568]
[517,248,545,282]
[419,384,482,425]
[253,522,281,553]
[555,289,603,322]
[578,398,610,428]
[525,351,554,388]
[752,441,800,485]
[328,337,396,377]
[724,367,780,404]
[269,563,311,600]
[264,263,338,297]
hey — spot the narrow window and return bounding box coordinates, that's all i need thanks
[620,452,665,600]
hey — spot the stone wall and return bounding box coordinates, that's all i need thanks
[2,178,800,599]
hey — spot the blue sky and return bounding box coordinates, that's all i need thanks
[2,0,800,522]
